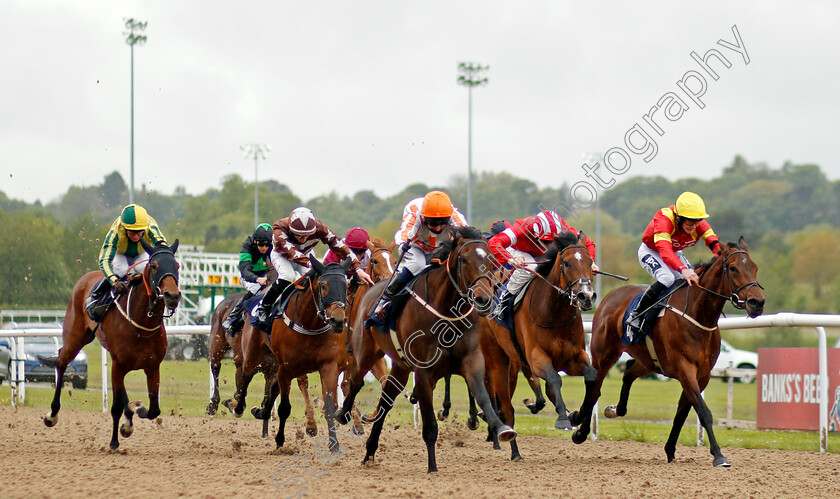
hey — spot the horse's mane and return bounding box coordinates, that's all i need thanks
[429,226,484,264]
[694,241,739,276]
[535,231,579,277]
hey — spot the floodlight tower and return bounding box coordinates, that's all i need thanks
[241,144,271,226]
[457,62,489,222]
[123,18,147,205]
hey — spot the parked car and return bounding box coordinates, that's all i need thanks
[714,339,758,383]
[0,341,11,383]
[0,323,88,389]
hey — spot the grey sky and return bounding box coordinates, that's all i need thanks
[2,1,838,206]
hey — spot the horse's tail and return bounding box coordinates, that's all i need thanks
[37,354,59,368]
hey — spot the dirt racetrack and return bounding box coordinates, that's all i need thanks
[1,405,839,498]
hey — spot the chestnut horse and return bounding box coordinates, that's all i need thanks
[480,231,597,460]
[43,239,181,450]
[336,226,516,473]
[579,237,764,467]
[207,291,314,438]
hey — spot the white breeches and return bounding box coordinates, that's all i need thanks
[637,243,691,288]
[111,253,150,279]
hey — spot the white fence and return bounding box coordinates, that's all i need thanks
[1,313,837,451]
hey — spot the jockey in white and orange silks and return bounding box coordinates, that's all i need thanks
[372,190,467,319]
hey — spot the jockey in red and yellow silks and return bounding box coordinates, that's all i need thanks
[628,192,721,331]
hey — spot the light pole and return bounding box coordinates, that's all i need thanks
[457,62,489,223]
[582,152,605,305]
[123,18,147,205]
[240,144,270,226]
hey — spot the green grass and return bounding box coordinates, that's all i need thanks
[2,346,837,454]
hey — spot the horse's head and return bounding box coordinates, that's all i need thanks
[716,237,765,317]
[140,239,181,311]
[538,231,596,311]
[366,237,396,282]
[310,255,351,332]
[433,226,496,316]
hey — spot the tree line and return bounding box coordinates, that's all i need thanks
[3,156,840,338]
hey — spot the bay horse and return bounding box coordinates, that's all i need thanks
[579,237,764,467]
[206,290,305,438]
[42,239,181,450]
[480,231,597,460]
[336,226,517,473]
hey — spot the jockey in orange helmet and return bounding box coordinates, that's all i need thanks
[252,207,374,324]
[627,191,721,332]
[373,191,467,319]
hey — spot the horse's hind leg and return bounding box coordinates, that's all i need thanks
[297,375,318,437]
[362,365,411,467]
[605,358,648,418]
[274,376,293,448]
[461,350,517,446]
[437,374,452,421]
[254,369,279,439]
[206,339,228,415]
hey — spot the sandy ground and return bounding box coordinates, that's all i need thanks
[1,405,839,498]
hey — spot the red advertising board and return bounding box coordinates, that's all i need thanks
[757,348,840,431]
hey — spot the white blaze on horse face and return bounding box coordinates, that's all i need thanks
[574,251,582,262]
[385,253,394,274]
[476,248,487,259]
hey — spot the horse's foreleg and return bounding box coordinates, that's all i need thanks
[109,364,129,450]
[134,365,161,420]
[44,359,69,427]
[296,375,318,437]
[672,375,730,467]
[274,376,293,449]
[319,363,341,454]
[461,351,517,446]
[255,368,279,438]
[466,388,480,431]
[530,352,572,430]
[413,372,441,473]
[362,366,411,468]
[569,363,598,444]
[488,353,521,460]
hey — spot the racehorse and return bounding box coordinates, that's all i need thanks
[260,257,353,452]
[221,239,395,438]
[42,239,181,450]
[207,291,312,438]
[336,226,517,473]
[578,237,764,467]
[480,231,597,460]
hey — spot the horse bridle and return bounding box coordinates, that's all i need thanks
[367,247,393,282]
[143,248,179,320]
[309,268,349,324]
[446,239,495,300]
[524,244,593,308]
[696,249,763,310]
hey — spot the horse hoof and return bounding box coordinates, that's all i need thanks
[409,394,418,404]
[604,405,618,418]
[306,426,318,437]
[554,418,573,431]
[120,421,134,438]
[110,442,120,451]
[436,409,447,421]
[206,404,217,416]
[43,413,58,427]
[352,424,365,436]
[466,417,479,431]
[222,398,237,412]
[713,456,731,468]
[511,454,524,462]
[571,429,587,444]
[251,407,262,419]
[568,411,581,426]
[335,409,351,426]
[497,425,517,443]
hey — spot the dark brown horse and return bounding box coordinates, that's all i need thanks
[43,239,181,450]
[579,237,764,466]
[480,231,597,460]
[336,226,516,473]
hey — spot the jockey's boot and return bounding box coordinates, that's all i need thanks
[627,281,667,332]
[493,284,513,319]
[222,291,253,335]
[373,268,414,320]
[253,279,291,325]
[85,278,113,322]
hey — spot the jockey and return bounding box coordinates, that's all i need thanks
[252,207,374,323]
[627,191,721,331]
[85,204,167,321]
[488,210,598,308]
[324,227,371,270]
[221,223,274,335]
[373,190,467,319]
